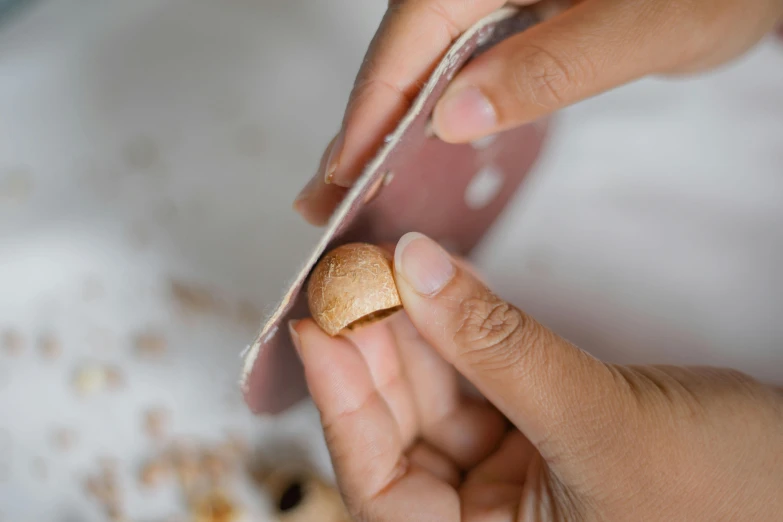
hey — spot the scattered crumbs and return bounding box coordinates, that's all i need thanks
[221,432,249,461]
[143,408,169,441]
[200,449,228,485]
[169,441,200,493]
[38,333,61,360]
[234,122,265,158]
[72,364,107,395]
[51,428,77,452]
[169,279,223,316]
[191,489,239,522]
[130,432,260,519]
[139,457,171,489]
[168,438,243,495]
[30,457,47,481]
[0,168,34,204]
[84,459,125,522]
[133,331,167,359]
[72,363,122,396]
[2,330,24,356]
[123,135,160,170]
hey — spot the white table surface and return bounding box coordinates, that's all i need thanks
[1,1,782,521]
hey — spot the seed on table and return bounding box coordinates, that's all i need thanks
[133,331,167,359]
[38,334,61,360]
[139,458,170,488]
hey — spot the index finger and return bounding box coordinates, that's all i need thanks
[293,0,538,224]
[327,0,510,187]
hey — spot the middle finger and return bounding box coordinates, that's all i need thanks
[391,312,508,470]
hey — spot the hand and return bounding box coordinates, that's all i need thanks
[290,233,783,521]
[293,0,783,225]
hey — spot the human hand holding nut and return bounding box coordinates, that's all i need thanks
[292,232,783,522]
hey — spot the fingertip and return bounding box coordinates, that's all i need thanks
[292,183,348,226]
[292,197,327,227]
[394,232,456,298]
[294,322,407,505]
[294,318,380,416]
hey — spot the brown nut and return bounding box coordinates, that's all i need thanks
[307,243,402,336]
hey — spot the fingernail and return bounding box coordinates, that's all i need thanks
[294,130,344,205]
[434,86,497,140]
[288,320,302,360]
[395,232,455,296]
[324,128,346,185]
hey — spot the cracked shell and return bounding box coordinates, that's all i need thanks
[307,243,402,336]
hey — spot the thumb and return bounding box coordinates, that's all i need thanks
[393,232,624,459]
[432,0,779,142]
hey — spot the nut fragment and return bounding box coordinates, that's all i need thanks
[105,366,125,390]
[191,489,238,522]
[143,408,169,440]
[84,459,124,522]
[307,243,402,336]
[133,331,167,359]
[72,364,109,396]
[139,458,170,488]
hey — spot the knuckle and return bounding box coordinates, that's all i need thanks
[513,44,588,110]
[512,45,573,109]
[453,295,539,374]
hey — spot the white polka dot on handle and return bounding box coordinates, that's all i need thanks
[464,165,504,210]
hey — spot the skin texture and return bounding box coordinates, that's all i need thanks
[293,0,783,225]
[290,233,783,521]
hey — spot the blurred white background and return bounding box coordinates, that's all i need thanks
[0,1,781,521]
